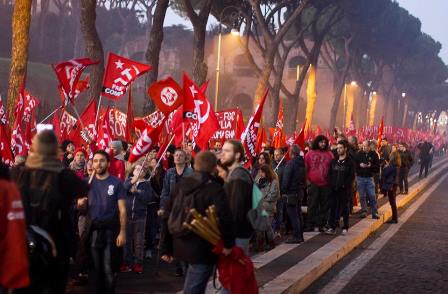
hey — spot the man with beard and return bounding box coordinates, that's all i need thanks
[304,135,334,232]
[221,139,253,254]
[326,140,355,235]
[77,150,126,294]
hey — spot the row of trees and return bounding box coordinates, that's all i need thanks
[6,0,448,133]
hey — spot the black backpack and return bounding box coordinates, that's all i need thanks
[167,178,210,237]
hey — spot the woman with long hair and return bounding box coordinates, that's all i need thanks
[252,151,272,180]
[256,164,280,250]
[381,146,401,224]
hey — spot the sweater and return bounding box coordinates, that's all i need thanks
[304,150,334,186]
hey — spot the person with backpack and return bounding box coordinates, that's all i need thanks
[121,164,156,274]
[221,139,253,254]
[281,145,307,244]
[77,150,127,294]
[11,130,89,294]
[159,151,234,294]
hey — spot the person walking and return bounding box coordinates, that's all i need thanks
[417,140,433,178]
[77,150,127,294]
[11,130,89,294]
[304,135,334,232]
[122,164,155,274]
[159,151,234,294]
[355,141,380,219]
[398,143,414,194]
[326,140,355,235]
[281,145,307,243]
[381,151,401,224]
[221,139,253,254]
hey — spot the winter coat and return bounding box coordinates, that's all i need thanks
[355,150,380,178]
[123,179,156,220]
[399,150,414,169]
[257,178,280,216]
[160,166,193,210]
[381,164,397,193]
[225,166,253,239]
[281,155,306,195]
[328,157,356,192]
[159,172,235,264]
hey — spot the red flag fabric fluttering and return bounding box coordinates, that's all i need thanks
[69,99,98,147]
[102,53,152,100]
[128,122,165,163]
[148,77,183,114]
[97,107,113,151]
[293,119,307,152]
[272,99,286,148]
[241,90,268,165]
[377,116,384,148]
[0,95,9,126]
[53,58,98,105]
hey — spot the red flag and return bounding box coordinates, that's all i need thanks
[182,74,220,150]
[0,124,13,165]
[102,53,151,100]
[293,119,307,151]
[272,99,286,148]
[241,90,268,164]
[97,107,113,151]
[52,58,98,104]
[11,87,39,156]
[199,81,209,95]
[0,95,9,126]
[256,127,267,154]
[125,87,136,143]
[128,122,165,163]
[346,114,356,136]
[69,99,98,147]
[148,76,183,114]
[377,116,384,148]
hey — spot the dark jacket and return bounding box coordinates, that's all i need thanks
[381,164,397,192]
[281,155,306,195]
[123,179,156,220]
[159,172,234,264]
[273,159,287,186]
[355,150,380,178]
[328,156,355,191]
[225,166,253,239]
[160,166,193,210]
[418,142,433,160]
[399,150,414,169]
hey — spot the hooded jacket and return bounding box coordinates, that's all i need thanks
[123,179,156,220]
[159,172,234,264]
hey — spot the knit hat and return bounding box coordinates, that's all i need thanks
[74,148,88,159]
[109,140,123,151]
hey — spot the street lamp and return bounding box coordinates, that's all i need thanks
[214,7,241,112]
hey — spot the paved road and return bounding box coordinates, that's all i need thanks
[305,173,448,294]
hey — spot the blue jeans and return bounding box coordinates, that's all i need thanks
[357,176,378,215]
[286,192,304,238]
[90,230,116,294]
[183,263,214,294]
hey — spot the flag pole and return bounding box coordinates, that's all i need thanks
[95,95,103,129]
[274,154,286,172]
[38,106,63,124]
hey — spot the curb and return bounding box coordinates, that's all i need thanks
[260,157,448,294]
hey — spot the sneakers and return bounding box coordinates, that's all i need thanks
[324,228,336,235]
[372,214,380,219]
[133,264,143,274]
[285,237,304,244]
[120,265,132,273]
[341,229,348,235]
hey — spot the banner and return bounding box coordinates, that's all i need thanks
[211,108,244,143]
[148,77,183,114]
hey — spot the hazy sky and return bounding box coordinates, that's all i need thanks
[163,1,448,64]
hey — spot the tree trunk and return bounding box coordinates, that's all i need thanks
[80,0,104,100]
[328,57,351,129]
[192,24,208,85]
[7,0,32,121]
[145,0,169,86]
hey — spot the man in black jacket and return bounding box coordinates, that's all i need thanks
[398,143,414,194]
[281,145,307,244]
[326,140,355,234]
[355,141,380,219]
[418,140,433,178]
[159,151,234,294]
[221,139,253,254]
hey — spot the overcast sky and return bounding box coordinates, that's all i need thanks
[163,1,448,64]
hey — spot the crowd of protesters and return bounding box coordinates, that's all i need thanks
[0,128,443,294]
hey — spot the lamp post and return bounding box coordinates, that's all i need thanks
[214,7,241,112]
